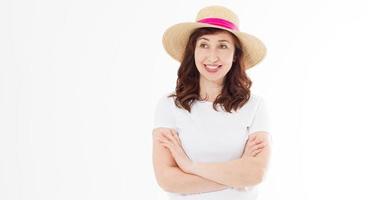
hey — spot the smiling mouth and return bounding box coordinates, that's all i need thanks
[204,64,222,73]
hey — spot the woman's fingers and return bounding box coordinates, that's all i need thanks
[163,129,182,148]
[160,138,179,155]
[171,130,182,145]
[251,137,267,147]
[159,131,181,153]
[159,138,172,149]
[246,135,260,148]
[253,138,263,145]
[243,135,268,157]
[252,148,263,156]
[247,139,262,148]
[251,143,265,152]
[248,135,257,143]
[159,130,174,142]
[164,130,181,147]
[249,140,267,155]
[245,138,264,151]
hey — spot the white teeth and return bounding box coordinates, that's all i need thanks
[205,64,220,69]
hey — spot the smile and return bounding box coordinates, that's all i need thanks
[204,64,222,73]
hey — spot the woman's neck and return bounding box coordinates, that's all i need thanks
[199,77,223,102]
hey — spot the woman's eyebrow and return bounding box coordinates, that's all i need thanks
[198,38,230,43]
[218,40,230,43]
[198,37,209,41]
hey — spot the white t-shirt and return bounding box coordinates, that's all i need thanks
[153,92,271,200]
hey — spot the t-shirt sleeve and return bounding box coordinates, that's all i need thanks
[248,96,271,135]
[153,95,176,129]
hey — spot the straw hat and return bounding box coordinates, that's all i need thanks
[162,5,267,70]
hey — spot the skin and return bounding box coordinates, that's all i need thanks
[194,32,235,102]
[157,130,269,189]
[158,130,266,174]
[152,31,271,193]
[153,128,269,193]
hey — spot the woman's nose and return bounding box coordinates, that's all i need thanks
[206,50,219,63]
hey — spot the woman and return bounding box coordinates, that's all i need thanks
[152,5,271,200]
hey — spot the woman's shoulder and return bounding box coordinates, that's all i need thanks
[156,92,176,107]
[238,92,266,113]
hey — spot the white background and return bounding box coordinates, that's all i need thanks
[1,0,367,199]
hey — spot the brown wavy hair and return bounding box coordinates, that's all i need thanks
[168,27,252,113]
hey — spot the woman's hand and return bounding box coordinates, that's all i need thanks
[158,129,195,174]
[242,133,268,157]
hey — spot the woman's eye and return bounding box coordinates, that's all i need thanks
[199,43,208,48]
[220,44,228,49]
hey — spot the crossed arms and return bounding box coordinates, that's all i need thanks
[152,127,271,194]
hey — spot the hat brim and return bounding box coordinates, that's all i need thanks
[162,22,267,70]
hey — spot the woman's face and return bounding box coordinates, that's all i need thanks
[194,31,235,84]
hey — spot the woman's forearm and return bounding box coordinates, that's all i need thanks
[188,135,271,189]
[190,148,269,189]
[157,130,270,191]
[190,158,261,189]
[162,166,230,195]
